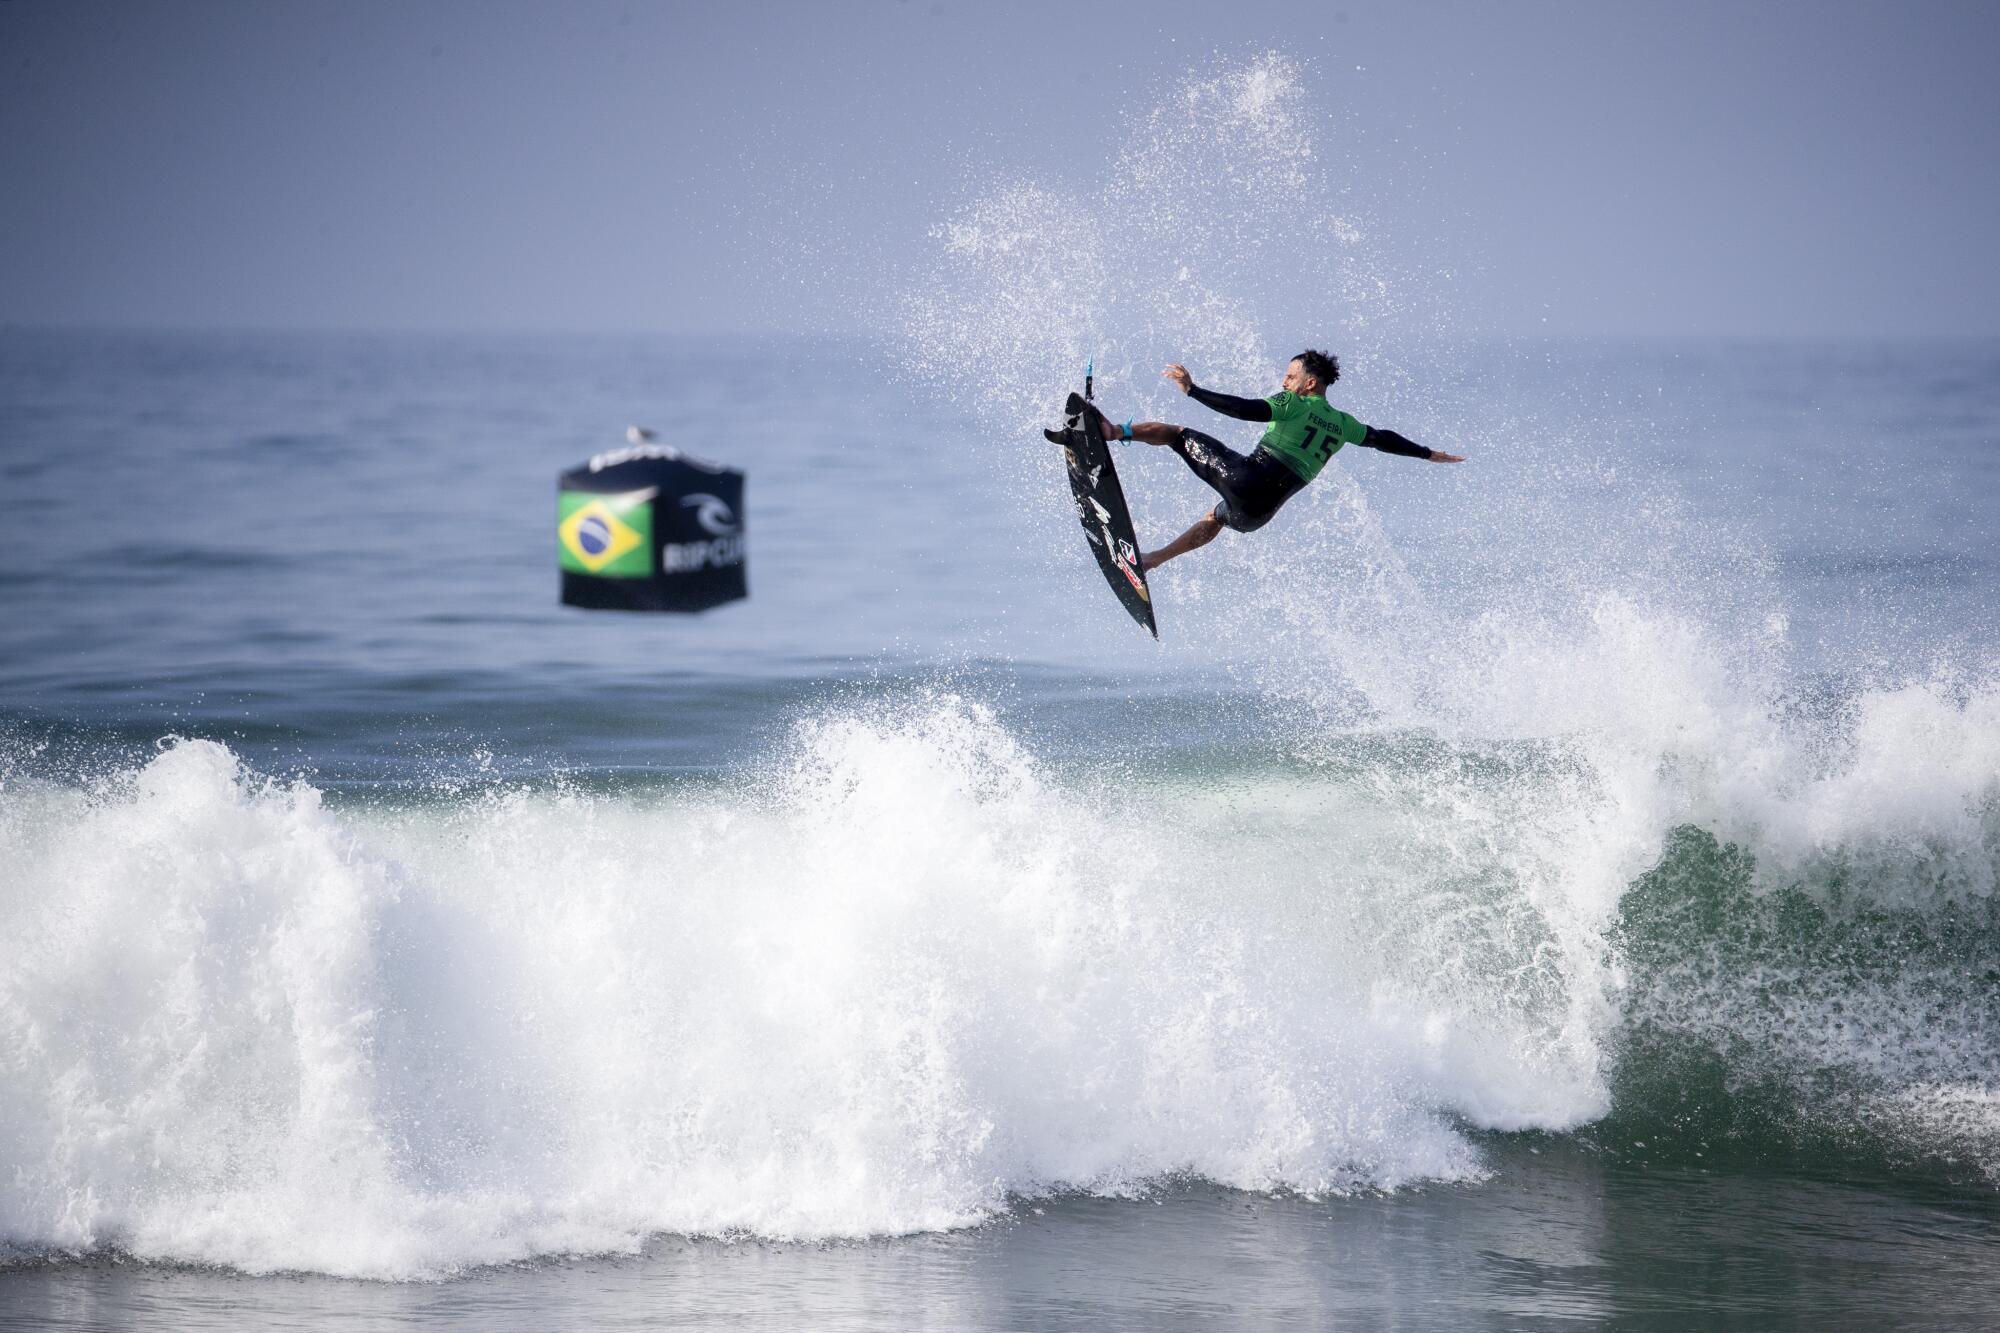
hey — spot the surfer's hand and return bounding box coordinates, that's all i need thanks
[1429,451,1466,463]
[1163,364,1194,395]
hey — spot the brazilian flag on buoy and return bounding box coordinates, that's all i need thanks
[559,432,746,613]
[558,491,652,578]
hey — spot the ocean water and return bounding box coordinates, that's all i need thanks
[3,324,1997,1329]
[6,55,2000,1330]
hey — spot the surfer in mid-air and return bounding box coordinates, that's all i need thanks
[1051,350,1463,572]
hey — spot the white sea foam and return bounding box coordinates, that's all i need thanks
[0,711,1510,1277]
[5,645,1998,1277]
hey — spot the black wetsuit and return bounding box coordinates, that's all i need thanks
[1168,428,1305,533]
[1177,384,1433,531]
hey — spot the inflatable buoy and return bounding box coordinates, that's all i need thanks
[558,430,746,613]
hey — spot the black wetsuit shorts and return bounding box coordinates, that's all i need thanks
[1170,428,1307,533]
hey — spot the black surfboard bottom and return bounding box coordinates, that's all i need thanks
[1059,389,1157,638]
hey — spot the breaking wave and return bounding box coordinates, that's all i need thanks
[4,658,1998,1277]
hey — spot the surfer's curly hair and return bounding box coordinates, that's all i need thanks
[1293,349,1340,387]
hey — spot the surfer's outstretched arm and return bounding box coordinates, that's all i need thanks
[1163,364,1275,423]
[1358,426,1466,464]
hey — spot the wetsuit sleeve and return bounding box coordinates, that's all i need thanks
[1358,425,1435,459]
[1188,384,1274,422]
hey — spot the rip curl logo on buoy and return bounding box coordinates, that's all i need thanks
[558,490,652,576]
[680,492,739,536]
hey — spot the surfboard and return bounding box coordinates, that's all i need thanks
[1058,389,1157,638]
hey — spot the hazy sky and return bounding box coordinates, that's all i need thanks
[4,0,1996,338]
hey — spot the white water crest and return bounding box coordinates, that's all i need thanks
[0,714,1520,1278]
[5,658,1998,1277]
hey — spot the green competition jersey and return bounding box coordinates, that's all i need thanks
[1258,392,1369,482]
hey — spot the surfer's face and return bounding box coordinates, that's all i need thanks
[1282,359,1318,396]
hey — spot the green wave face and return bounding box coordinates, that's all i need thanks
[1608,822,2000,1181]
